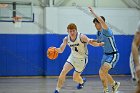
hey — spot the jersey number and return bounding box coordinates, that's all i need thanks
[75,47,78,52]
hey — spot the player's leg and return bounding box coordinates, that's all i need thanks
[105,53,120,93]
[72,57,87,89]
[136,67,140,93]
[73,71,86,89]
[129,53,137,81]
[73,71,83,84]
[136,65,140,81]
[101,62,116,86]
[54,62,73,93]
[106,73,115,85]
[99,63,110,93]
[100,62,120,93]
[106,73,120,93]
[136,87,140,93]
[99,55,109,93]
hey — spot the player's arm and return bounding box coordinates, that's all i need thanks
[132,32,140,66]
[56,37,68,53]
[80,34,104,46]
[132,31,140,82]
[88,6,108,30]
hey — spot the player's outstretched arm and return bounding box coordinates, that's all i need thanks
[81,34,104,46]
[88,39,104,46]
[88,6,108,30]
[56,37,67,53]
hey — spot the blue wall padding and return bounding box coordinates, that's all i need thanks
[0,34,133,76]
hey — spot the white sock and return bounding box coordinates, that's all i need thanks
[104,87,108,91]
[111,81,116,86]
[56,87,60,92]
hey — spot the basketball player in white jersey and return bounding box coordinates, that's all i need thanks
[131,20,140,93]
[53,23,104,93]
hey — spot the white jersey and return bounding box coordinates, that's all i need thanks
[67,32,88,58]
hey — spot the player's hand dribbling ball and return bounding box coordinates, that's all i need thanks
[47,47,58,60]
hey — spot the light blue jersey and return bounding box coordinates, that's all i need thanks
[97,28,118,53]
[97,28,119,68]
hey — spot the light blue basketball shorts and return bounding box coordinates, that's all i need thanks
[101,53,119,68]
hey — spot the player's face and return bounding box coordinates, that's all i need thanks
[67,29,77,37]
[94,22,102,31]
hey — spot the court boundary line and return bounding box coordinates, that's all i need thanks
[0,75,131,79]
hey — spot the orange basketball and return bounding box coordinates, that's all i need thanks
[47,47,58,60]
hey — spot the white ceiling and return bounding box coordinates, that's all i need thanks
[0,0,48,6]
[0,0,139,8]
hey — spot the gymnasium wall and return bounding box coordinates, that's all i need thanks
[45,7,140,35]
[0,7,139,76]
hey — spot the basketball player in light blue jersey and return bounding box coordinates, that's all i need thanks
[88,7,120,93]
